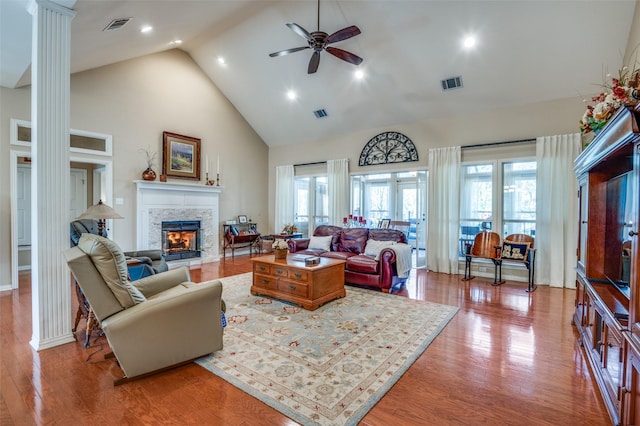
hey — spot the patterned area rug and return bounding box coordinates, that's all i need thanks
[196,272,458,426]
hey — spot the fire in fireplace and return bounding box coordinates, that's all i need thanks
[161,220,202,261]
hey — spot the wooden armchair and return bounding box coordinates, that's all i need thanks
[462,231,503,285]
[503,234,536,292]
[462,231,537,292]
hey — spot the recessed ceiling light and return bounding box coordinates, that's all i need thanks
[463,36,476,48]
[287,90,297,100]
[354,70,364,80]
[173,39,183,45]
[140,25,153,33]
[217,56,226,66]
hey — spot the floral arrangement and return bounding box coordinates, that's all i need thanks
[272,239,289,250]
[580,62,640,134]
[282,224,297,235]
[139,146,158,169]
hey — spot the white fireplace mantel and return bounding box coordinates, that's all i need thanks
[135,180,223,264]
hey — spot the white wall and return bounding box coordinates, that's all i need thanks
[0,49,269,286]
[267,95,587,227]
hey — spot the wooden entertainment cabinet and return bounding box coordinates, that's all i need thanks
[573,105,640,425]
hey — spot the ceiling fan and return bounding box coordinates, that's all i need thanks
[269,0,363,74]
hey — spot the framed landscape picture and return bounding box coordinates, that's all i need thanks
[162,131,201,180]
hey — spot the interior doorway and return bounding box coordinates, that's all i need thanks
[9,149,113,290]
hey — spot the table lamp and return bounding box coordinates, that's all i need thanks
[76,200,123,237]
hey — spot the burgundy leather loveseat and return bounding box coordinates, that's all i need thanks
[287,225,409,293]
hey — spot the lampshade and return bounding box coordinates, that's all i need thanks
[76,200,123,220]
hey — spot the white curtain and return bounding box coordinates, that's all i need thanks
[275,165,295,233]
[427,146,461,274]
[535,133,582,288]
[327,159,349,226]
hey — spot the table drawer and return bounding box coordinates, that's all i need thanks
[273,267,289,278]
[254,263,271,275]
[254,274,277,290]
[278,280,308,297]
[288,270,309,282]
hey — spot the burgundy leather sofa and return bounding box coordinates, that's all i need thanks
[287,225,408,293]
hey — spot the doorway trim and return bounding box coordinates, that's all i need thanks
[8,148,113,290]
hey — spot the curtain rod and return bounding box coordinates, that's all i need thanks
[294,161,327,167]
[462,138,536,149]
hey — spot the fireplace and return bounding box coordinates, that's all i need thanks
[162,220,202,261]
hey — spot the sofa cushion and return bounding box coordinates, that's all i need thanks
[308,235,332,251]
[78,234,147,308]
[313,225,343,251]
[321,251,358,261]
[339,228,369,253]
[368,228,407,244]
[346,255,380,274]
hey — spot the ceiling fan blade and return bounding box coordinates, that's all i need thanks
[269,46,310,58]
[308,50,321,74]
[326,25,361,44]
[325,46,363,66]
[286,23,313,43]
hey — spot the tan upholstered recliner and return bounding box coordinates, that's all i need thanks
[64,233,224,384]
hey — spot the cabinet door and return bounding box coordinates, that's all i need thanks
[577,175,588,273]
[631,142,640,336]
[624,337,640,425]
[574,274,587,329]
[584,288,598,350]
[601,322,624,420]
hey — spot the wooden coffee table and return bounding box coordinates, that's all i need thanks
[251,255,345,310]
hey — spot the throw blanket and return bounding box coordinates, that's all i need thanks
[365,240,413,278]
[388,243,412,278]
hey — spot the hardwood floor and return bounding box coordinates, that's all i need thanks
[1,257,610,425]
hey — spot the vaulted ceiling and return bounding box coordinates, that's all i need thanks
[1,0,636,147]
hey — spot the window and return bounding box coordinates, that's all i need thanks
[350,171,427,245]
[459,159,536,255]
[502,161,536,236]
[10,118,113,156]
[294,176,328,236]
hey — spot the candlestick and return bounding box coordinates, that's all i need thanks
[205,172,214,185]
[216,172,220,186]
[217,155,220,174]
[206,155,209,174]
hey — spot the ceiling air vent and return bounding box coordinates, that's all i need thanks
[441,75,463,91]
[103,18,132,32]
[313,109,328,119]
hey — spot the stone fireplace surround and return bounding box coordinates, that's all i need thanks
[135,180,222,265]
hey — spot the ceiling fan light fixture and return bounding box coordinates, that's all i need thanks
[463,36,476,49]
[268,0,363,74]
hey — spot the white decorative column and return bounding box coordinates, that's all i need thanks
[29,0,77,350]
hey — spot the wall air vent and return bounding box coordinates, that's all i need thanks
[441,75,463,91]
[103,18,132,31]
[313,109,328,119]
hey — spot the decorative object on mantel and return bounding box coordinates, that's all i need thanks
[139,146,158,181]
[580,55,640,135]
[204,154,220,186]
[272,239,288,259]
[358,131,418,166]
[162,131,201,181]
